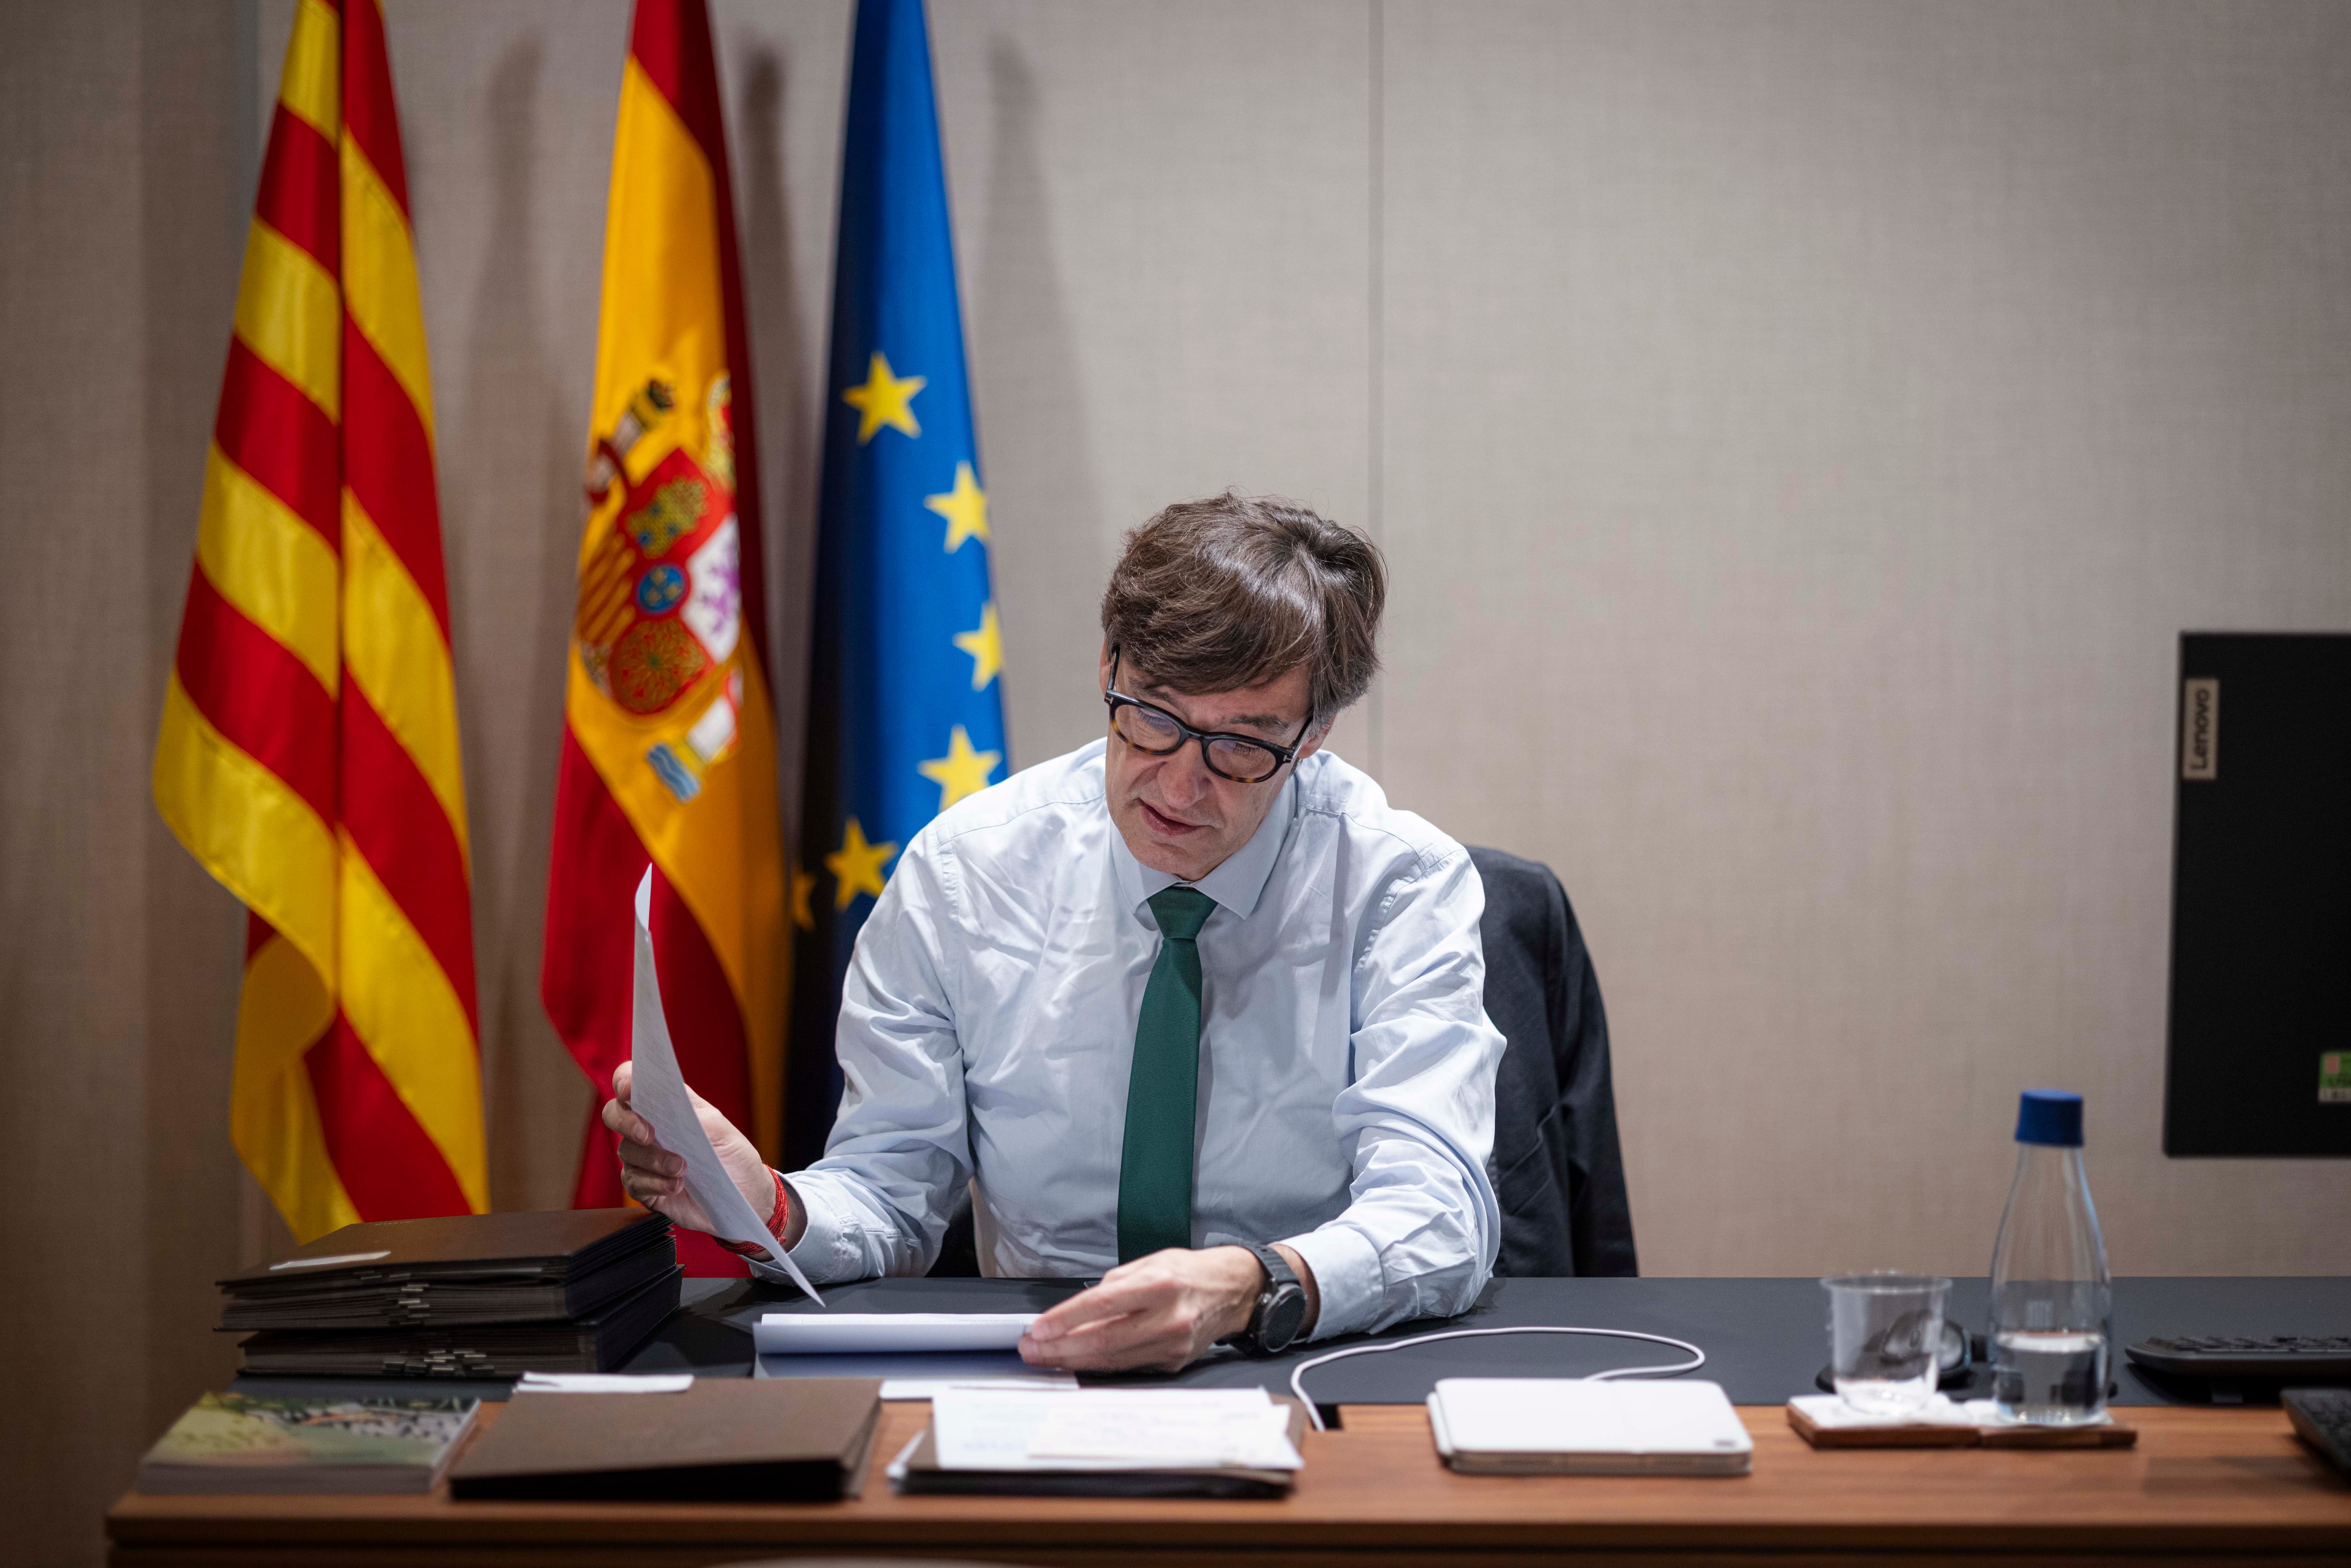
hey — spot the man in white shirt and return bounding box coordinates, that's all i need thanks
[604,492,1505,1371]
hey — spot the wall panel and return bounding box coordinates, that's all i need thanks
[930,0,1374,765]
[1,5,245,1562]
[1378,0,2351,1276]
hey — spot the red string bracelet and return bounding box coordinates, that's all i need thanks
[714,1167,791,1258]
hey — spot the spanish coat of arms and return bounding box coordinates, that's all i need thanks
[576,374,744,802]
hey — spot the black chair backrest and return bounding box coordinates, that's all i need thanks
[931,1182,982,1278]
[1469,845,1638,1278]
[924,844,1639,1280]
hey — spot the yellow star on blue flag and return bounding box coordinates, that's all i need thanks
[843,351,924,443]
[925,461,988,550]
[917,725,1002,812]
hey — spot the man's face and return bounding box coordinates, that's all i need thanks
[1100,641,1323,882]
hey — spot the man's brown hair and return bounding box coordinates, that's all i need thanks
[1100,491,1385,727]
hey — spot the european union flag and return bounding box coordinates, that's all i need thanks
[787,0,1006,1165]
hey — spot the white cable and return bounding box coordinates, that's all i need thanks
[1287,1325,1708,1432]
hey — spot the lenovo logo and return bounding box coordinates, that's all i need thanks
[2181,678,2219,780]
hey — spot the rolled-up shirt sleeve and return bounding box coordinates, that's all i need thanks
[1278,844,1503,1339]
[747,829,967,1288]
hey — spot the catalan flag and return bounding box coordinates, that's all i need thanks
[785,0,1009,1165]
[544,0,786,1216]
[153,0,484,1242]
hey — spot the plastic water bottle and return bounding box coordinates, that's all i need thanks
[1988,1089,2111,1424]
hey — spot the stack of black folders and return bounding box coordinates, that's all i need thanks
[447,1380,883,1502]
[221,1209,681,1379]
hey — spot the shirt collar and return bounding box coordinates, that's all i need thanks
[1107,770,1298,924]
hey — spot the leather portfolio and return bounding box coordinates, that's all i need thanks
[447,1379,883,1501]
[235,1267,683,1378]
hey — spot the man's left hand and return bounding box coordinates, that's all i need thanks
[1018,1245,1316,1373]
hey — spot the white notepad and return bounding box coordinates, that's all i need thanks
[1428,1379,1753,1475]
[931,1388,1301,1473]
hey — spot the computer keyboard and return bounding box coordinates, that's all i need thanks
[2126,1336,2351,1382]
[2284,1388,2351,1479]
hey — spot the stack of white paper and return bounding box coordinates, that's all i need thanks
[752,1312,1036,1355]
[929,1388,1303,1473]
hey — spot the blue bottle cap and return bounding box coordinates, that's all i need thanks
[2015,1089,2084,1147]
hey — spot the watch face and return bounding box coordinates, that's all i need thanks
[1261,1287,1308,1352]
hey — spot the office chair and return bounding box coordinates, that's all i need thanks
[922,846,1637,1280]
[1467,844,1637,1278]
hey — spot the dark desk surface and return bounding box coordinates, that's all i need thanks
[710,1274,2351,1406]
[227,1274,2349,1411]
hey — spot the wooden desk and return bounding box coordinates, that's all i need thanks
[109,1401,2351,1566]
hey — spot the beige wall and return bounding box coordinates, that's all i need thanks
[3,4,249,1563]
[1373,0,2351,1278]
[8,1,2351,1560]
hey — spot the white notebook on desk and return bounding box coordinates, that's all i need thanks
[1428,1379,1753,1475]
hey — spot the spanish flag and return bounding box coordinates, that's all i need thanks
[544,0,786,1219]
[153,0,485,1242]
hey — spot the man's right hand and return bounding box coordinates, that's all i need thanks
[601,1063,799,1251]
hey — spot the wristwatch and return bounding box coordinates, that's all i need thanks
[1234,1243,1310,1356]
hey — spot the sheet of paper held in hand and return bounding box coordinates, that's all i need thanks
[629,871,820,1303]
[931,1388,1302,1472]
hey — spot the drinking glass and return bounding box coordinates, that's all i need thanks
[1821,1272,1950,1415]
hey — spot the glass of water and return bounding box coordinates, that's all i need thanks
[1822,1272,1950,1415]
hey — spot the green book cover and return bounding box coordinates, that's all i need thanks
[140,1393,479,1491]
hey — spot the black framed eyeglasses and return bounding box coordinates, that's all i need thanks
[1103,646,1312,785]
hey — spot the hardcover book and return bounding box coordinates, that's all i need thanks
[136,1392,481,1495]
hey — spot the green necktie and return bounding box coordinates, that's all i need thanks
[1117,886,1216,1262]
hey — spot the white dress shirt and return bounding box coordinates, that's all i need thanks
[764,738,1505,1339]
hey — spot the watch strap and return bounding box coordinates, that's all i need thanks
[1241,1244,1303,1353]
[1248,1243,1298,1294]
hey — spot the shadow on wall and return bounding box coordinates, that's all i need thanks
[136,0,248,1468]
[735,44,820,833]
[447,36,596,1212]
[975,38,1105,766]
